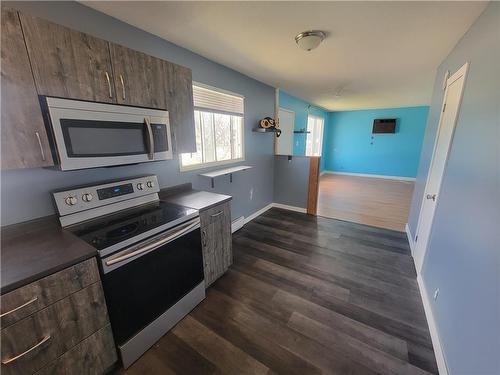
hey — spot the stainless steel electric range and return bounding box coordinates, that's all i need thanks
[53,175,205,368]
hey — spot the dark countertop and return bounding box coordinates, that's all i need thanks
[1,216,97,295]
[160,185,232,211]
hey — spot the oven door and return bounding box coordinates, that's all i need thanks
[100,217,204,347]
[45,97,172,170]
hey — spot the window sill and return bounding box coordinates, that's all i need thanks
[179,158,245,172]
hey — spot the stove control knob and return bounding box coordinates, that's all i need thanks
[82,193,93,202]
[146,180,154,188]
[65,196,77,206]
[137,183,144,190]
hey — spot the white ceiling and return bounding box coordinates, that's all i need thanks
[84,1,487,111]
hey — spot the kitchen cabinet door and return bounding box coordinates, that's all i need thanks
[1,7,53,169]
[200,202,232,287]
[19,13,116,103]
[109,42,168,109]
[166,62,197,153]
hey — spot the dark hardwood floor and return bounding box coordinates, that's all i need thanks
[116,208,438,375]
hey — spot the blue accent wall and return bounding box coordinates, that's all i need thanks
[408,4,500,374]
[323,107,429,177]
[279,91,329,157]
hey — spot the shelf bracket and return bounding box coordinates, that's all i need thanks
[211,178,214,189]
[230,173,233,183]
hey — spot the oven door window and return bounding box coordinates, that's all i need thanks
[60,119,168,157]
[101,227,203,345]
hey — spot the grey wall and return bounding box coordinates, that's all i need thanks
[1,1,275,226]
[274,156,311,209]
[407,3,500,374]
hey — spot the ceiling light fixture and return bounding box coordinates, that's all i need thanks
[295,30,326,51]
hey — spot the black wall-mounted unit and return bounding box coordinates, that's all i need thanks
[372,119,396,134]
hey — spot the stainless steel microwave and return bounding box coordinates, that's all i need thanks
[42,97,172,171]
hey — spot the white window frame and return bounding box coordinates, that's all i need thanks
[305,114,324,157]
[179,82,245,172]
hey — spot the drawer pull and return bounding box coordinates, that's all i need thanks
[210,211,224,218]
[1,334,51,365]
[0,297,38,318]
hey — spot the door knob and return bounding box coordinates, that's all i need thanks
[426,194,437,201]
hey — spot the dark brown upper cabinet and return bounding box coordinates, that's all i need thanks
[19,13,116,103]
[1,7,54,169]
[109,43,168,109]
[166,62,196,153]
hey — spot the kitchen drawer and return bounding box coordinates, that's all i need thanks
[200,202,231,227]
[1,282,110,375]
[1,258,99,328]
[34,325,117,375]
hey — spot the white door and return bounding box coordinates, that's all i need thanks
[414,62,469,273]
[276,108,294,155]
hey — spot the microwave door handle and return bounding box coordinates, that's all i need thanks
[144,117,155,160]
[105,218,200,268]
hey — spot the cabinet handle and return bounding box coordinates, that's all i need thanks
[202,229,207,247]
[210,211,224,218]
[0,296,38,318]
[105,71,112,98]
[1,334,51,365]
[119,74,126,100]
[34,132,46,161]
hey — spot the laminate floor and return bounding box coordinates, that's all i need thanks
[116,208,437,375]
[317,174,415,232]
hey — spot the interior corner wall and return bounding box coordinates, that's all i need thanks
[408,3,500,374]
[324,107,429,178]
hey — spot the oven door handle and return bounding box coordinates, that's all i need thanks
[144,117,155,160]
[105,218,200,268]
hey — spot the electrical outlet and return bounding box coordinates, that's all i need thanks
[250,188,254,200]
[433,288,440,301]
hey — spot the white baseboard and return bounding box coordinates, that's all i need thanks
[417,274,449,375]
[322,171,416,182]
[271,203,307,213]
[231,216,245,233]
[405,223,416,256]
[244,203,274,225]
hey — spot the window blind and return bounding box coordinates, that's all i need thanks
[193,83,244,116]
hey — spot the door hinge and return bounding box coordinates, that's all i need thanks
[442,103,446,112]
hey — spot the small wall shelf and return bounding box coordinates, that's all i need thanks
[253,127,279,133]
[199,165,253,188]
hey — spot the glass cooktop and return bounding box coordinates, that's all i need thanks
[68,201,197,251]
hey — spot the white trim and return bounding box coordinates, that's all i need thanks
[321,171,415,182]
[417,274,449,375]
[405,223,416,256]
[244,203,275,225]
[272,203,307,213]
[231,216,245,233]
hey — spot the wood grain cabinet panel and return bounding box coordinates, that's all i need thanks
[0,258,99,329]
[34,325,116,375]
[0,7,53,169]
[109,42,168,109]
[166,62,197,153]
[200,202,232,287]
[19,13,116,103]
[0,281,112,375]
